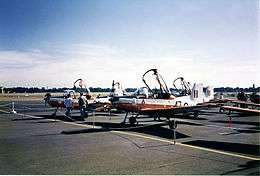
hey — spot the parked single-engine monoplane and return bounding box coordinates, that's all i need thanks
[112,69,215,124]
[219,90,260,115]
[44,78,111,117]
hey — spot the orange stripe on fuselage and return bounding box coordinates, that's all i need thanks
[115,103,175,112]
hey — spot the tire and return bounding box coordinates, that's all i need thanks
[51,112,56,118]
[193,111,199,118]
[129,116,137,125]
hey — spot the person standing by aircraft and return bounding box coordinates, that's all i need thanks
[78,92,88,118]
[64,94,73,116]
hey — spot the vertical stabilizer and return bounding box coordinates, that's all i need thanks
[205,86,214,101]
[191,83,204,103]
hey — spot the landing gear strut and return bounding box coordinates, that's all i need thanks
[121,112,129,124]
[51,108,58,118]
[121,112,139,125]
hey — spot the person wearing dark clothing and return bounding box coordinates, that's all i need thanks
[78,92,88,118]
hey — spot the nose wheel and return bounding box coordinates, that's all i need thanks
[129,116,137,125]
[121,112,139,125]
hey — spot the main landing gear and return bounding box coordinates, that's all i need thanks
[122,112,139,125]
[153,112,161,121]
[193,110,199,118]
[182,110,199,119]
[51,107,58,118]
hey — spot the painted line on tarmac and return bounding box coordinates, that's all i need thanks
[110,130,260,161]
[0,109,57,122]
[0,109,99,128]
[0,109,10,113]
[62,121,102,129]
[175,118,260,132]
[53,112,260,161]
[2,109,259,161]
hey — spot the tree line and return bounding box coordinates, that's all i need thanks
[2,86,259,94]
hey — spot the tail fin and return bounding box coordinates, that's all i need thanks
[205,86,214,100]
[191,83,204,101]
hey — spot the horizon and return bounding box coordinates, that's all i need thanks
[2,85,259,90]
[0,0,259,88]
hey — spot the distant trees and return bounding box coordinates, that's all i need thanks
[3,86,259,94]
[4,87,70,93]
[213,87,260,93]
[125,88,137,92]
[89,87,111,92]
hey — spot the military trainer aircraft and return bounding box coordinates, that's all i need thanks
[44,78,112,117]
[112,69,215,125]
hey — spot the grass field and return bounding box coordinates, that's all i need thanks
[0,92,110,101]
[0,92,237,102]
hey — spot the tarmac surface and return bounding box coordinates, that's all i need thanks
[0,100,259,175]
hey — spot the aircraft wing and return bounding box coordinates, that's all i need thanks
[221,105,260,114]
[228,100,260,107]
[139,104,217,117]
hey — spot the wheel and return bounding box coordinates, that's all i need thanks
[153,113,161,121]
[193,111,199,118]
[51,112,56,118]
[219,107,225,113]
[129,116,137,125]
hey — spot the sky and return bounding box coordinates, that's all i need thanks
[0,0,259,88]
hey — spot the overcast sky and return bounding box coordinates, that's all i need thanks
[0,0,259,88]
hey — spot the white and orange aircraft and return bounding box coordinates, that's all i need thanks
[44,78,112,117]
[112,69,215,125]
[44,78,129,117]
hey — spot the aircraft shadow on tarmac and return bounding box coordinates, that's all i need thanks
[182,140,260,156]
[92,113,118,117]
[127,113,208,120]
[36,114,83,122]
[31,132,61,137]
[201,110,256,117]
[248,126,260,130]
[209,120,260,133]
[197,111,223,116]
[220,160,260,175]
[210,120,260,127]
[12,114,80,122]
[235,129,260,134]
[62,121,191,140]
[169,114,208,120]
[129,125,190,140]
[12,117,46,121]
[33,120,59,124]
[229,113,259,117]
[137,119,203,127]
